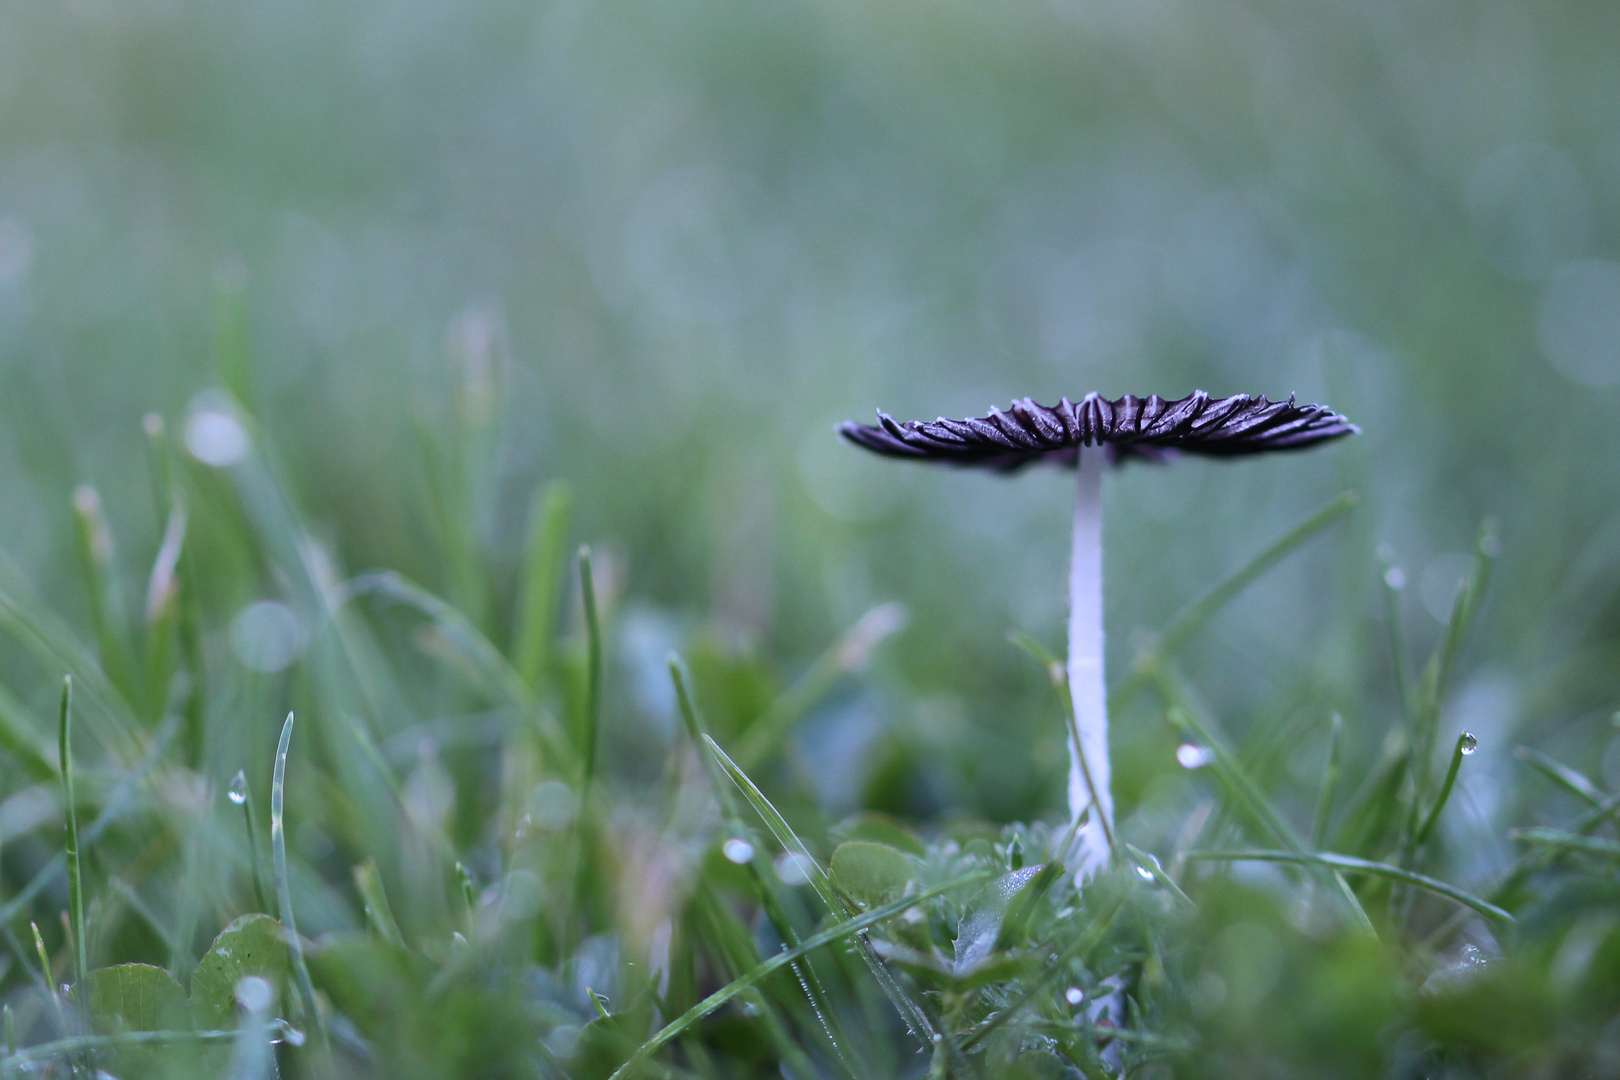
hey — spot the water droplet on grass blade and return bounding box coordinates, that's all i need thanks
[1065,987,1084,1006]
[1461,732,1478,755]
[1136,865,1155,881]
[228,770,247,805]
[721,838,754,864]
[1384,566,1407,590]
[1176,744,1215,769]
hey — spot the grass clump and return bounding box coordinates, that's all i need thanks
[0,383,1613,1080]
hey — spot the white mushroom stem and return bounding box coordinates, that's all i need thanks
[1066,447,1115,879]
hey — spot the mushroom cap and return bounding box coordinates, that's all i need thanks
[838,391,1357,471]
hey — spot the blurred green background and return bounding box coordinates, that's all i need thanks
[2,0,1619,902]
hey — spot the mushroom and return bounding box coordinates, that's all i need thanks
[839,391,1358,879]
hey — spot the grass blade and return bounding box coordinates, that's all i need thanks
[1157,671,1372,933]
[607,872,985,1080]
[1115,492,1357,707]
[578,546,602,785]
[1187,850,1513,924]
[1408,524,1497,830]
[70,485,138,709]
[352,858,406,949]
[140,497,187,723]
[230,769,272,914]
[1515,747,1604,806]
[670,657,863,1077]
[701,735,948,1051]
[1414,732,1475,847]
[59,678,87,997]
[1509,826,1620,859]
[960,892,1126,1050]
[0,716,180,928]
[1122,844,1193,910]
[512,482,572,691]
[271,712,325,1046]
[1311,713,1343,851]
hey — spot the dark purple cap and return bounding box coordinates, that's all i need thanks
[838,391,1357,471]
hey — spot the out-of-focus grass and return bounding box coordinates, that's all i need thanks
[0,378,1614,1077]
[2,0,1620,1073]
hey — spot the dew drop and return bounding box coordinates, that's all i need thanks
[227,770,248,805]
[1176,744,1215,769]
[1136,865,1155,881]
[721,838,754,865]
[1384,566,1407,591]
[1460,732,1478,755]
[1064,987,1085,1006]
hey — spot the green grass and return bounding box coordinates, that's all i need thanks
[0,383,1615,1079]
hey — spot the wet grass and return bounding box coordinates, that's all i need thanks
[0,384,1615,1080]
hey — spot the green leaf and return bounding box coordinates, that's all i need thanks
[84,963,190,1033]
[77,964,199,1079]
[190,914,291,1030]
[829,841,915,909]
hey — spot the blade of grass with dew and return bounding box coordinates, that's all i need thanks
[1122,844,1193,910]
[512,482,572,692]
[1114,491,1357,708]
[271,712,326,1048]
[230,770,272,914]
[1515,747,1605,806]
[669,657,865,1076]
[1312,714,1344,851]
[1009,631,1115,862]
[701,734,953,1055]
[733,602,907,772]
[960,892,1126,1051]
[684,882,827,1080]
[59,678,87,1002]
[1404,524,1496,853]
[1186,850,1513,925]
[1154,670,1373,933]
[1413,732,1475,847]
[608,872,986,1080]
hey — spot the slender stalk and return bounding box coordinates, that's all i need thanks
[1066,449,1112,878]
[1311,713,1343,850]
[270,713,325,1047]
[59,677,87,995]
[1414,732,1474,847]
[231,769,271,914]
